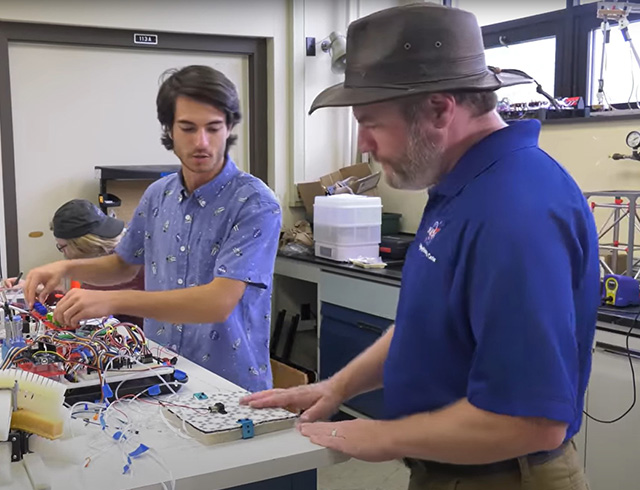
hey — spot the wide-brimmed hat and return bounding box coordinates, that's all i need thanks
[52,199,124,240]
[310,3,533,114]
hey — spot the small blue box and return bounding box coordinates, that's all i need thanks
[603,274,640,307]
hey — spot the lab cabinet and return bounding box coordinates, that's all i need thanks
[320,303,392,419]
[583,327,640,490]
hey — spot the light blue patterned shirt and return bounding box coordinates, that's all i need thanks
[116,159,281,392]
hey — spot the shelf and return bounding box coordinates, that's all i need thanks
[95,165,180,180]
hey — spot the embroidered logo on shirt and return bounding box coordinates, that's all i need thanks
[418,219,443,263]
[418,244,437,263]
[424,220,443,245]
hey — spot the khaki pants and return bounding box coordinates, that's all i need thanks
[407,441,589,490]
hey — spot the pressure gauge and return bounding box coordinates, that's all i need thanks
[626,130,640,149]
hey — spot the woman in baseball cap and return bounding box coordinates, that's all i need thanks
[7,199,145,327]
[52,199,125,259]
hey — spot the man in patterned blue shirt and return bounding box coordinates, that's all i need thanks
[24,65,282,392]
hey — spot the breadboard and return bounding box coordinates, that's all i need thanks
[164,391,298,445]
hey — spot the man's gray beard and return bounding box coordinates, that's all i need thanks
[384,124,445,191]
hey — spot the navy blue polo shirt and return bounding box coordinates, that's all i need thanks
[383,120,600,441]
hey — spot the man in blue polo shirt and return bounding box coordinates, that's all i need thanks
[24,65,281,392]
[243,4,599,489]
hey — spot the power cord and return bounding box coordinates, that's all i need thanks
[583,309,640,423]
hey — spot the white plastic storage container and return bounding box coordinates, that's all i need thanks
[313,195,382,261]
[313,195,382,246]
[313,195,382,227]
[314,222,381,245]
[314,242,380,262]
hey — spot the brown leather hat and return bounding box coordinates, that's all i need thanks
[310,3,532,114]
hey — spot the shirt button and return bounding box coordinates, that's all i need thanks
[180,246,186,252]
[177,278,184,285]
[185,214,192,223]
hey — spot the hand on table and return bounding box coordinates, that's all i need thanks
[298,418,398,462]
[240,379,344,423]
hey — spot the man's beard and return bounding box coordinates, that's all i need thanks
[381,123,446,191]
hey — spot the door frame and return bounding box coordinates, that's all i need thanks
[0,21,268,275]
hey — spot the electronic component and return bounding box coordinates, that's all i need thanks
[0,297,187,405]
[603,274,640,306]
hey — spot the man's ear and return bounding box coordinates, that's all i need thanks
[425,93,456,129]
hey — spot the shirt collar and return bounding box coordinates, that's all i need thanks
[177,157,241,199]
[429,120,542,199]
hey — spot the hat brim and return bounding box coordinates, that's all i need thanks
[309,68,532,114]
[93,216,125,239]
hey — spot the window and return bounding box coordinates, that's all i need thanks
[454,0,566,26]
[456,1,640,119]
[485,37,557,104]
[589,20,640,107]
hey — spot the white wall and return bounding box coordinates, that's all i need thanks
[0,0,441,269]
[0,0,294,274]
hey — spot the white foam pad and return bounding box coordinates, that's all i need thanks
[23,453,51,490]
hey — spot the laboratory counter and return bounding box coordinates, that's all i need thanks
[273,254,640,489]
[277,253,634,329]
[277,253,403,284]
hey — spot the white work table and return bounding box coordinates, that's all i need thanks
[3,353,347,490]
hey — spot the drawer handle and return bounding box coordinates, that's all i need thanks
[595,341,640,360]
[356,321,383,334]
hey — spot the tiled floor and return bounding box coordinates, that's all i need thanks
[319,458,410,490]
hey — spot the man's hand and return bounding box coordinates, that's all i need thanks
[2,277,25,289]
[24,261,68,307]
[299,419,398,462]
[53,289,117,326]
[240,380,345,423]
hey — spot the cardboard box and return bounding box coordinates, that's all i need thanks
[296,163,381,217]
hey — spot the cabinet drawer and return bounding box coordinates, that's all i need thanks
[319,303,392,419]
[319,270,399,320]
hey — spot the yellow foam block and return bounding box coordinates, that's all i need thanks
[11,409,64,440]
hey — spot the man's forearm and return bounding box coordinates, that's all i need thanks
[65,254,139,286]
[386,399,567,464]
[331,326,394,401]
[111,277,245,324]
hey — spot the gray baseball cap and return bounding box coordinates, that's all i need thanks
[52,199,124,239]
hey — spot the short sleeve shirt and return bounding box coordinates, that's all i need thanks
[116,159,282,392]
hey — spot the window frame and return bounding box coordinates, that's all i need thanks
[466,2,640,113]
